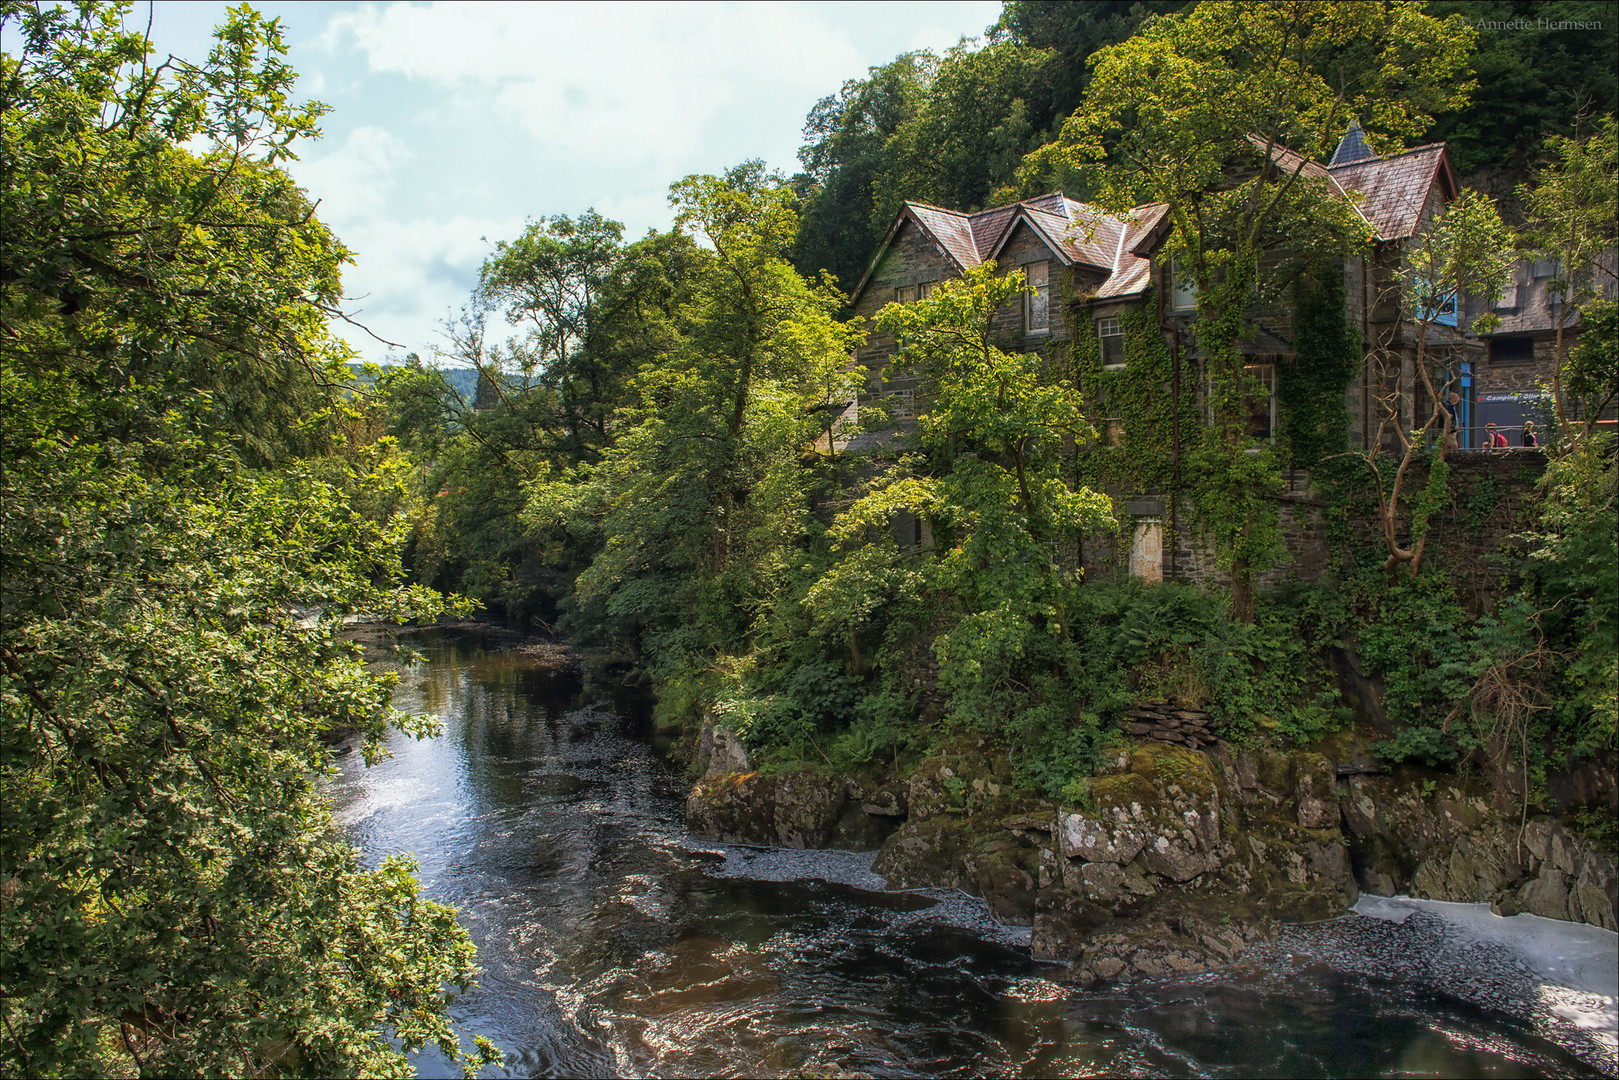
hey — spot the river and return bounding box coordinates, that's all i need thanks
[326,625,1617,1078]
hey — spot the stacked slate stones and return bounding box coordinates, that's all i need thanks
[1122,699,1215,749]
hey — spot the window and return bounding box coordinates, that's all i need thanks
[1546,283,1564,317]
[1434,287,1458,327]
[1024,261,1050,333]
[1168,259,1198,313]
[1097,316,1125,368]
[886,389,917,420]
[1493,283,1520,311]
[1489,336,1534,364]
[919,280,937,299]
[1244,363,1277,440]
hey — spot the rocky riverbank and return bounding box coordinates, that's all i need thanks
[685,721,1618,984]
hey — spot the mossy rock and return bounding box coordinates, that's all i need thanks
[1128,743,1218,800]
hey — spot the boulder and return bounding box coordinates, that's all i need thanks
[695,715,752,778]
[1293,753,1338,828]
[1058,812,1148,864]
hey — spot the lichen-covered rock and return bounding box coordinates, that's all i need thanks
[906,759,962,820]
[1341,772,1616,933]
[962,839,1039,924]
[872,815,971,890]
[1140,831,1219,882]
[1073,862,1128,906]
[1572,854,1618,930]
[1058,811,1148,864]
[1293,753,1337,828]
[686,765,902,850]
[1410,832,1522,903]
[695,716,752,778]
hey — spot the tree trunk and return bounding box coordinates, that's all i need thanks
[1231,554,1254,623]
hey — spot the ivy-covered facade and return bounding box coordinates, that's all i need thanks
[842,129,1540,587]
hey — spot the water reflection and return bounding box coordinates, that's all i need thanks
[326,627,1611,1079]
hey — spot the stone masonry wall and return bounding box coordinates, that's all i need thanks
[1078,450,1544,605]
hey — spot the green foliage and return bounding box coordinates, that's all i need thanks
[1424,1,1619,174]
[1280,269,1358,469]
[1524,437,1618,754]
[867,41,1057,220]
[0,7,495,1076]
[1465,473,1501,536]
[817,268,1113,726]
[991,2,1191,142]
[1068,581,1349,746]
[792,51,936,291]
[519,163,864,731]
[1047,0,1473,615]
[1571,803,1618,851]
[1353,572,1475,764]
[1073,288,1198,494]
[1566,298,1619,431]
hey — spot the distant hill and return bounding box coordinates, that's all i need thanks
[347,363,481,404]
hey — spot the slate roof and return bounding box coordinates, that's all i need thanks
[854,193,1167,304]
[1478,250,1618,335]
[855,134,1460,306]
[1327,143,1455,240]
[1329,120,1376,167]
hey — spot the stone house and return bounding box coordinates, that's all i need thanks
[841,126,1542,585]
[1468,250,1618,444]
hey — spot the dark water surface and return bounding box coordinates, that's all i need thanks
[327,627,1614,1078]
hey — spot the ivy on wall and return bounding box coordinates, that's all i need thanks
[1070,287,1200,496]
[1279,268,1357,470]
[1067,273,1359,575]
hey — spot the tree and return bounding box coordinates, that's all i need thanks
[991,0,1190,114]
[1356,189,1517,579]
[1423,1,1618,176]
[1047,0,1475,619]
[476,211,641,461]
[868,40,1057,221]
[807,266,1113,775]
[1518,113,1619,436]
[524,164,862,681]
[792,52,935,292]
[377,223,702,625]
[1,6,494,1075]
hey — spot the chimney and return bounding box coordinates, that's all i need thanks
[1329,120,1377,167]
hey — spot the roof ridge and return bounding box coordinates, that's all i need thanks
[904,200,970,217]
[1328,142,1446,169]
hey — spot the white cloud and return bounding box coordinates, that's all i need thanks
[327,213,522,356]
[290,124,409,223]
[322,2,863,168]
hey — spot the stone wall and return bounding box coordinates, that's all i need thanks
[686,732,1617,985]
[1079,450,1544,606]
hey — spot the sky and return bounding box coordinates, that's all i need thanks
[131,1,1006,363]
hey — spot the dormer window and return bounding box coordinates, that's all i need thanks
[1024,261,1050,333]
[1098,316,1125,368]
